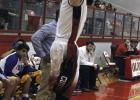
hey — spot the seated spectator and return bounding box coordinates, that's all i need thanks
[115,39,131,80]
[1,39,42,98]
[115,39,131,57]
[79,41,99,92]
[94,0,101,9]
[130,40,139,55]
[0,43,34,100]
[99,2,106,10]
[106,3,113,11]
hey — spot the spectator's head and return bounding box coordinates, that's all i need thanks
[100,2,106,10]
[107,3,112,7]
[106,3,112,10]
[86,41,96,52]
[55,9,59,22]
[87,0,94,5]
[15,43,30,58]
[102,2,106,5]
[124,39,131,47]
[130,40,138,49]
[94,0,101,7]
[12,39,26,49]
[113,8,117,12]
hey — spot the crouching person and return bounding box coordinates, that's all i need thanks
[0,43,32,100]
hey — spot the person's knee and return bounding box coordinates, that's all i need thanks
[7,76,19,87]
[21,74,31,84]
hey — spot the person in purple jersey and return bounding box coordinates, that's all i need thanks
[0,43,34,100]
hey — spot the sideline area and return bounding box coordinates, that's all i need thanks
[70,73,140,100]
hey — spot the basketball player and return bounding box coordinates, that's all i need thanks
[48,0,94,100]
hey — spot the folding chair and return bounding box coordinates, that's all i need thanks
[103,51,118,77]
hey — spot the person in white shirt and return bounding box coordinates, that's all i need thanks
[79,41,99,92]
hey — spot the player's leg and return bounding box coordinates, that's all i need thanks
[3,76,19,100]
[50,41,65,80]
[21,74,31,100]
[48,41,66,99]
[36,41,64,100]
[51,41,79,99]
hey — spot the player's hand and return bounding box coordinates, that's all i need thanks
[21,56,29,65]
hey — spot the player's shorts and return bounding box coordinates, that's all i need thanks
[50,39,68,77]
[30,70,42,84]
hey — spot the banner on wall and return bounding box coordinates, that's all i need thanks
[131,58,140,77]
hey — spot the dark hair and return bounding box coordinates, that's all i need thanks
[15,43,30,52]
[55,9,59,22]
[12,39,26,49]
[86,41,94,45]
[130,39,138,43]
[87,0,93,5]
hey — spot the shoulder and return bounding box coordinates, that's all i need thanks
[5,52,18,65]
[79,46,86,51]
